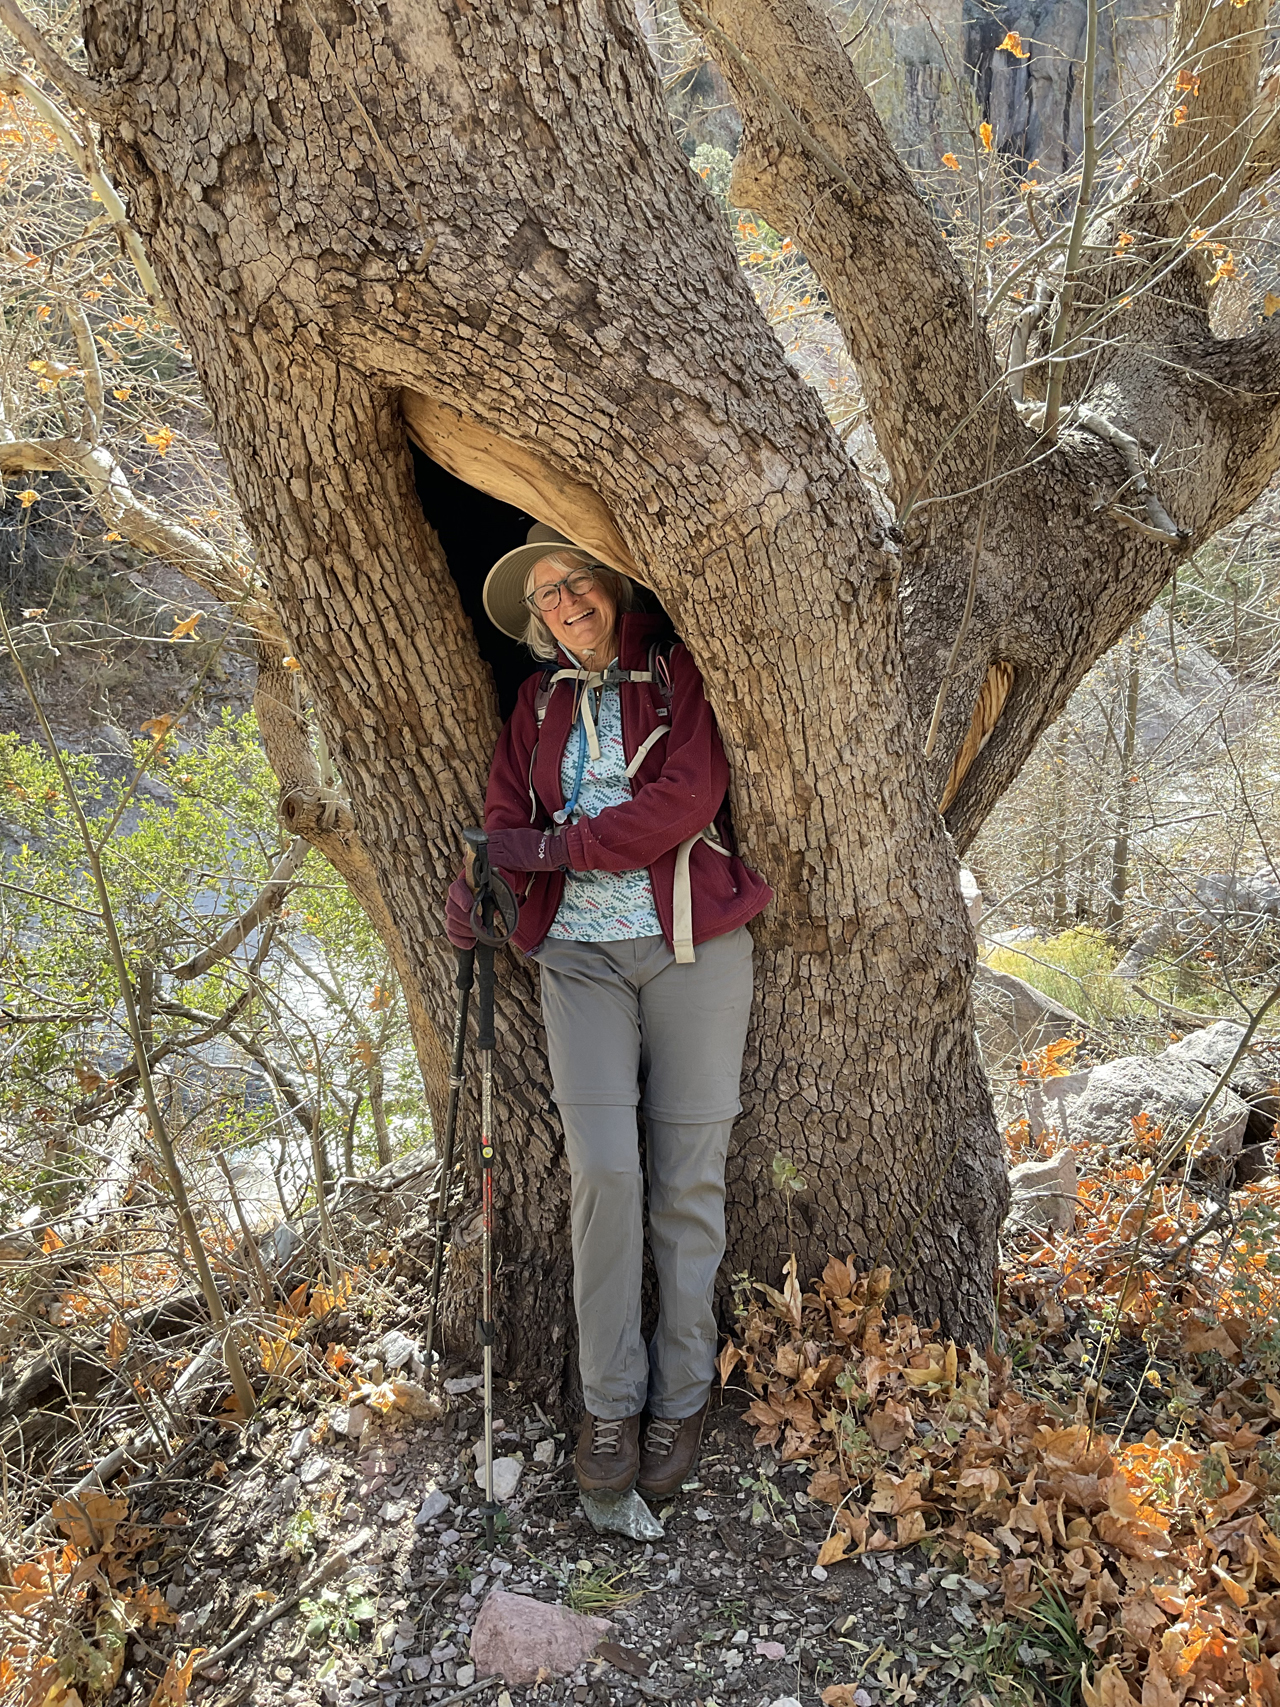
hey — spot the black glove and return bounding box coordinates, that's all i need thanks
[485,826,573,873]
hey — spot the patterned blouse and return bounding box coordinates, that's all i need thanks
[547,685,663,942]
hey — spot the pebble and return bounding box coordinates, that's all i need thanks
[454,1666,475,1688]
[473,1455,523,1502]
[300,1455,332,1486]
[533,1438,556,1466]
[438,1528,461,1546]
[414,1490,451,1527]
[380,1501,408,1523]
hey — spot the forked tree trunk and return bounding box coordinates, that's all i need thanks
[77,0,1006,1377]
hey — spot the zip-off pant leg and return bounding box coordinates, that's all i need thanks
[534,928,754,1421]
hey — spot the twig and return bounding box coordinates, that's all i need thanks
[1075,405,1185,543]
[192,1546,354,1672]
[1041,0,1099,436]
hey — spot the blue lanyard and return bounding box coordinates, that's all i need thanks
[554,692,595,826]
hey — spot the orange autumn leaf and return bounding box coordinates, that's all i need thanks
[140,713,177,745]
[816,1530,851,1567]
[941,152,960,170]
[979,121,993,151]
[42,1225,65,1253]
[169,612,203,639]
[1175,67,1200,95]
[148,1649,204,1707]
[998,29,1029,56]
[106,1317,130,1366]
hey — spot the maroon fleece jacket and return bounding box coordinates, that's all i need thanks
[483,613,772,956]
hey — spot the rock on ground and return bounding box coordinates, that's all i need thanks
[974,964,1088,1071]
[1037,1053,1249,1166]
[469,1586,613,1685]
[1006,1150,1077,1232]
[473,1455,523,1502]
[1163,1021,1280,1127]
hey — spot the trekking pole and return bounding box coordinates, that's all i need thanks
[461,828,518,1553]
[423,945,475,1374]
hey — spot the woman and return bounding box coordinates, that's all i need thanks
[446,524,771,1499]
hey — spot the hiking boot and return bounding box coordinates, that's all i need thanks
[574,1412,642,1493]
[636,1398,709,1498]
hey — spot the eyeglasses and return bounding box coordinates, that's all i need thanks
[524,565,601,614]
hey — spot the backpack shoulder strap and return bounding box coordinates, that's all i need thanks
[533,665,556,728]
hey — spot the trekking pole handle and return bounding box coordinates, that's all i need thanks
[463,826,519,948]
[456,945,475,994]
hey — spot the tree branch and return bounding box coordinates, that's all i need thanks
[0,0,103,117]
[681,0,1003,508]
[171,836,309,981]
[0,69,156,300]
[0,434,282,637]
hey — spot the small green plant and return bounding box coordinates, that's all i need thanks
[282,1506,320,1557]
[772,1153,807,1248]
[301,1583,379,1647]
[955,1588,1091,1707]
[565,1561,646,1616]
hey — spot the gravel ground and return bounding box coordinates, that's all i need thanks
[149,1375,992,1707]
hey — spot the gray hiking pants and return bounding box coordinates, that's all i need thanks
[534,927,754,1421]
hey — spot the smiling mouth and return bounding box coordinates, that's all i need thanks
[564,609,597,626]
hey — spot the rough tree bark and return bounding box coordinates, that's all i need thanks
[26,0,1275,1390]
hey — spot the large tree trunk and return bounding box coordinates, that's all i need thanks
[63,0,1280,1387]
[75,0,1003,1375]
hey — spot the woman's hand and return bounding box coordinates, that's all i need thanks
[486,826,572,873]
[445,873,477,950]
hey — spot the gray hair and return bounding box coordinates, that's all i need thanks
[521,548,636,661]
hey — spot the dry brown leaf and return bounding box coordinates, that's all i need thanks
[148,1649,203,1707]
[1081,1660,1137,1707]
[816,1532,851,1567]
[716,1340,743,1386]
[106,1318,130,1367]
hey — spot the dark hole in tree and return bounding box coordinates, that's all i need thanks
[410,443,536,723]
[410,442,672,725]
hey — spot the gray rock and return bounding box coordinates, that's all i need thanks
[473,1457,523,1503]
[958,867,983,931]
[579,1486,664,1540]
[1163,1021,1280,1122]
[259,1221,302,1271]
[377,1329,421,1374]
[1043,1054,1249,1164]
[974,964,1087,1069]
[414,1490,452,1528]
[1007,1150,1077,1233]
[299,1455,333,1486]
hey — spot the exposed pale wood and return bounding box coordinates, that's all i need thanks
[402,392,640,576]
[939,663,1015,814]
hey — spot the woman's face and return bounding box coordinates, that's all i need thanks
[531,555,617,660]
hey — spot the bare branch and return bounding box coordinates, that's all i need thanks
[0,433,281,637]
[0,0,102,117]
[0,69,159,302]
[681,0,1002,508]
[171,837,309,982]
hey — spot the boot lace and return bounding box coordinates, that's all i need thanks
[643,1418,681,1460]
[591,1418,626,1457]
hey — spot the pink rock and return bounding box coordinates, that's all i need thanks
[470,1587,614,1685]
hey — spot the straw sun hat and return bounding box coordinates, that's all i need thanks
[482,523,599,642]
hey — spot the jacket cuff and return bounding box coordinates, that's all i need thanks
[562,823,589,872]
